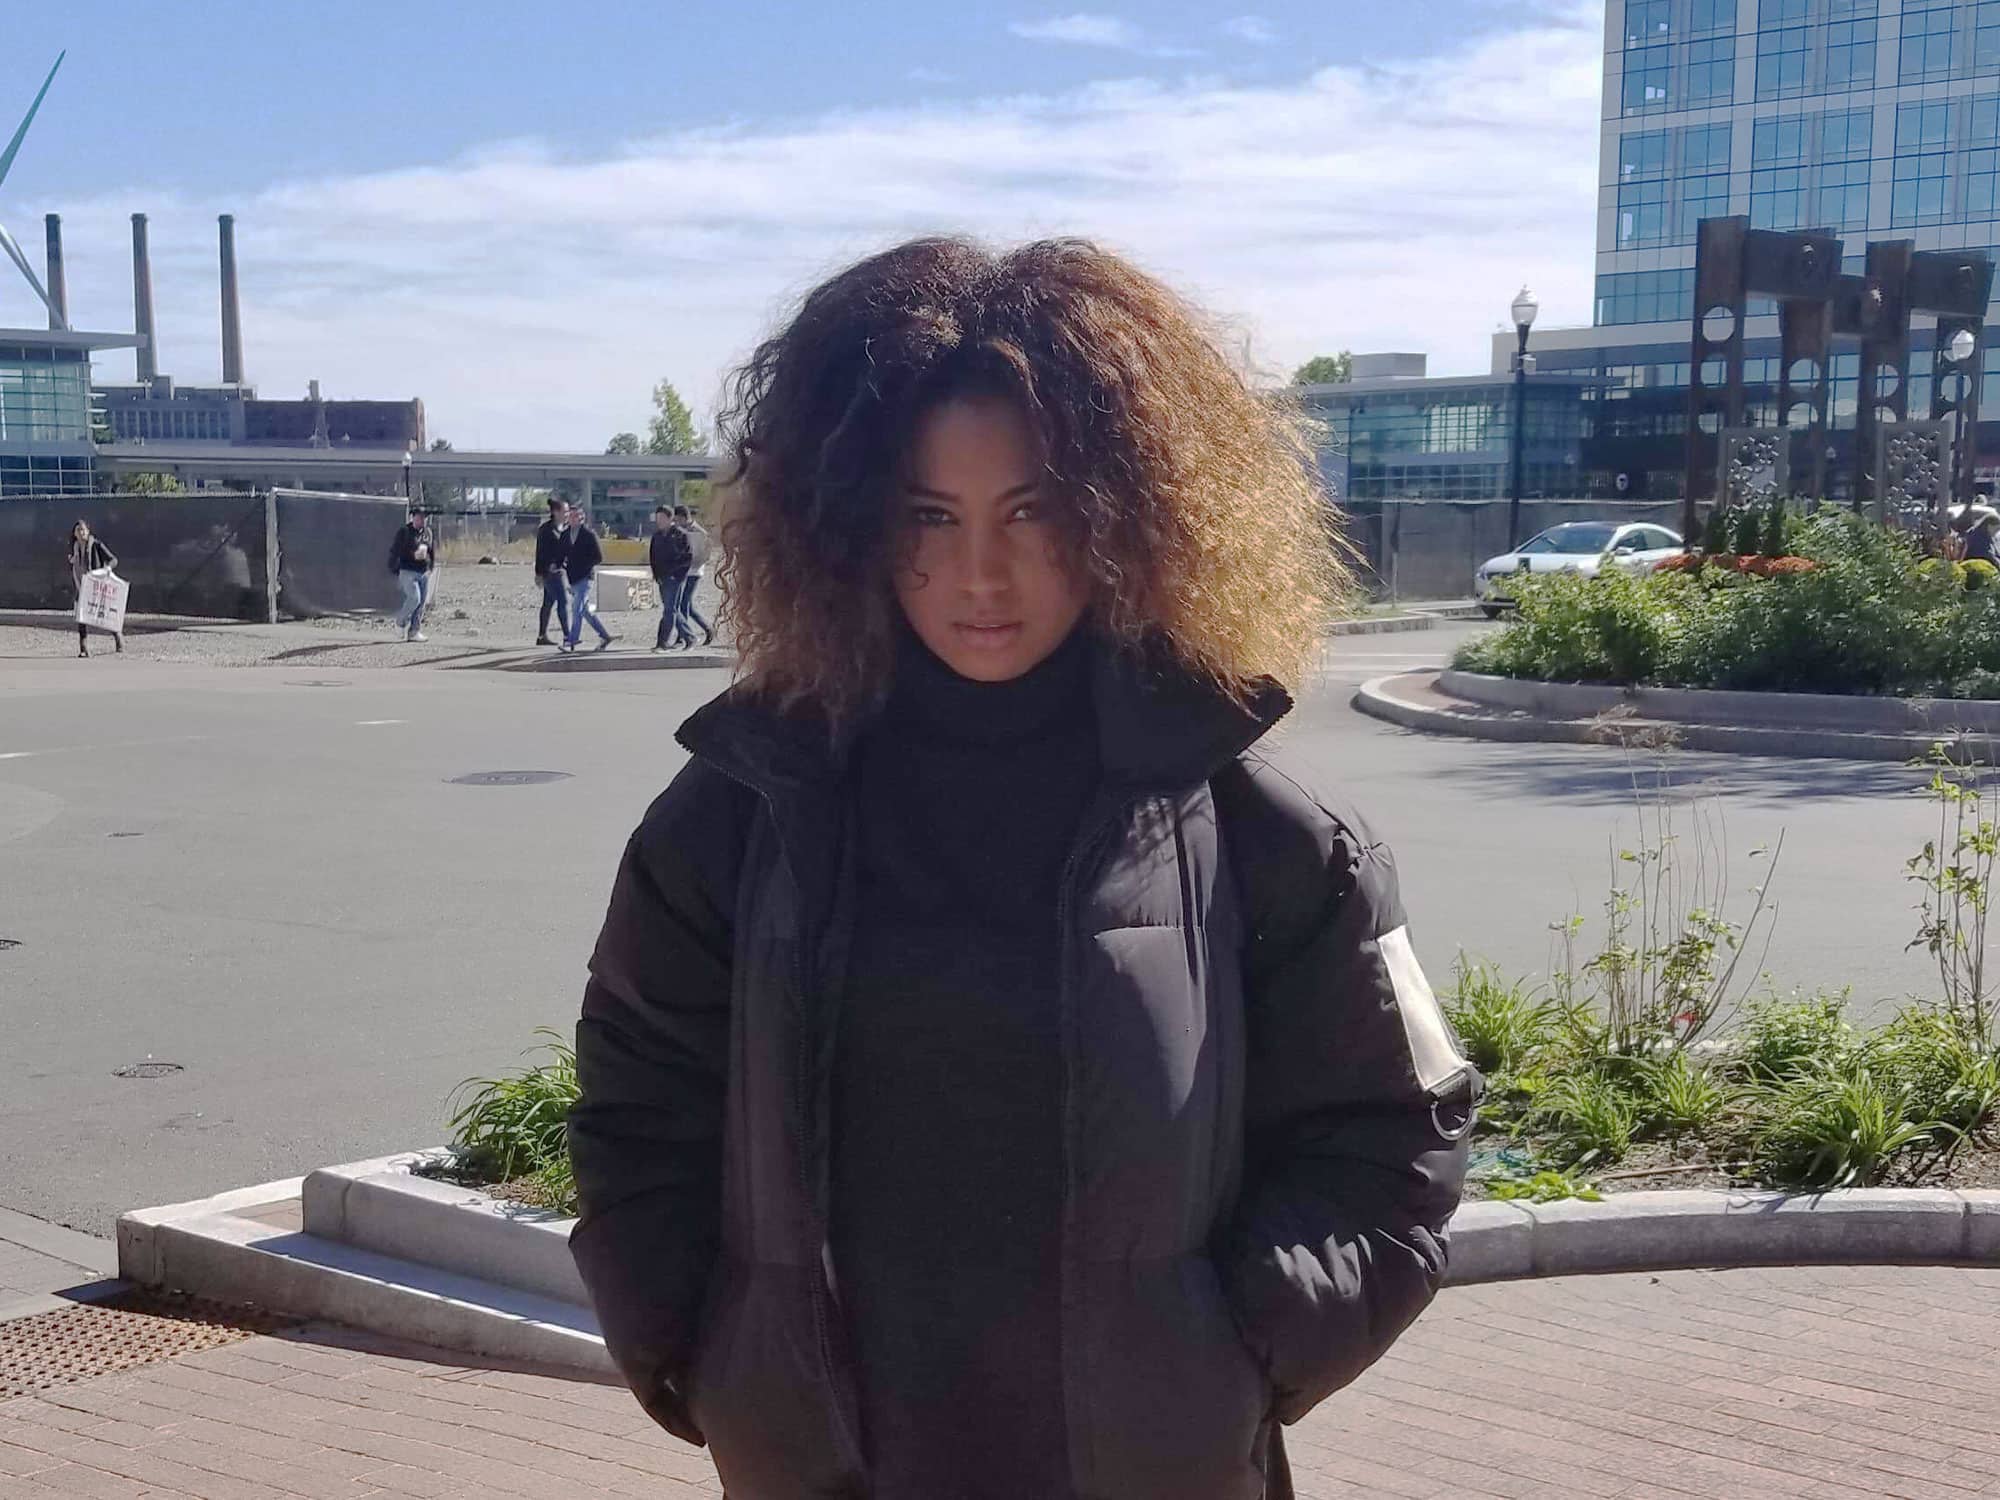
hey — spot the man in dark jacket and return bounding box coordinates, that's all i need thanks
[648,505,695,651]
[560,506,615,652]
[388,505,436,642]
[568,650,1476,1500]
[533,498,571,645]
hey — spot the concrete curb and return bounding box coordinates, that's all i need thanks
[471,646,736,673]
[118,1155,2000,1371]
[1355,670,1976,762]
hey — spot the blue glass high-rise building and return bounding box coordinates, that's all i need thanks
[1517,0,2000,499]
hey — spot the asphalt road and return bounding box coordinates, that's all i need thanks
[0,622,1951,1234]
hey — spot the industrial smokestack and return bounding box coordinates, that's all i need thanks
[42,214,66,331]
[131,213,157,382]
[218,213,243,385]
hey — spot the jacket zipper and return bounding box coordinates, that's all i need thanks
[696,755,867,1484]
[1051,788,1140,1495]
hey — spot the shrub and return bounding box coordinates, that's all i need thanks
[1731,504,1764,557]
[1735,992,1854,1082]
[1452,566,1691,684]
[1486,1170,1603,1203]
[1761,501,1788,559]
[1968,559,1999,591]
[1701,504,1730,555]
[1529,1072,1638,1168]
[446,1029,580,1210]
[1866,1007,2000,1136]
[1445,959,1555,1076]
[1749,1062,1940,1189]
[1632,1049,1734,1138]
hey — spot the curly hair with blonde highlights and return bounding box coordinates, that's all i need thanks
[715,236,1353,726]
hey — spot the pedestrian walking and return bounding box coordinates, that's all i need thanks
[66,520,122,657]
[389,504,437,642]
[648,505,694,651]
[567,237,1477,1500]
[672,503,716,647]
[560,506,615,653]
[534,497,572,644]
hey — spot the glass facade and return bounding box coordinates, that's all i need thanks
[1306,384,1586,501]
[0,342,96,496]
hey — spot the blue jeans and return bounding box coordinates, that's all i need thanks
[565,575,612,646]
[396,569,433,635]
[655,572,690,648]
[677,573,713,642]
[538,573,569,638]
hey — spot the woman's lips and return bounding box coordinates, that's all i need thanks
[952,622,1024,649]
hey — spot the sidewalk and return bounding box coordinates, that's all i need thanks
[5,1263,1998,1498]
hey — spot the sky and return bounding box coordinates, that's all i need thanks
[1,2,1605,451]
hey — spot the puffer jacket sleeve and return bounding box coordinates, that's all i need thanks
[1214,757,1478,1426]
[568,761,750,1446]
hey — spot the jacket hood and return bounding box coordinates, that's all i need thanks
[677,633,1292,799]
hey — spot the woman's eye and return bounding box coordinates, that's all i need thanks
[907,505,954,527]
[1008,500,1042,523]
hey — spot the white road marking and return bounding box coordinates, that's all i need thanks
[354,720,406,727]
[0,751,38,760]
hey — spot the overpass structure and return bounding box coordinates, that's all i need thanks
[94,443,715,501]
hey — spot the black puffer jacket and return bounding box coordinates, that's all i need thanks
[569,645,1476,1500]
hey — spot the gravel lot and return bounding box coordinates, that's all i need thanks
[0,563,731,671]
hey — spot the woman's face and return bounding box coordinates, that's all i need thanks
[893,396,1089,683]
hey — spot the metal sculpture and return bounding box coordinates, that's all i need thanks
[1720,427,1788,509]
[1877,420,1951,526]
[0,54,65,329]
[1684,218,1993,534]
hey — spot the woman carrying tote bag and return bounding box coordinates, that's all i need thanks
[66,520,123,658]
[567,237,1478,1500]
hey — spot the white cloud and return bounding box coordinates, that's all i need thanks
[1222,15,1279,44]
[1008,13,1146,49]
[20,6,1602,452]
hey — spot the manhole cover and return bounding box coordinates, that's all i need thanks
[0,1289,301,1398]
[447,770,573,786]
[288,679,350,688]
[113,1060,184,1079]
[109,831,143,839]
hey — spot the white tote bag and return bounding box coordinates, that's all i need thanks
[76,568,129,635]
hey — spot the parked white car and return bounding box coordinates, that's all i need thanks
[1473,521,1685,617]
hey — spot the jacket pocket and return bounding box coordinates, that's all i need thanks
[1074,1255,1270,1500]
[686,1261,859,1500]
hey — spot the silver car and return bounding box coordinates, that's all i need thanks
[1473,521,1685,617]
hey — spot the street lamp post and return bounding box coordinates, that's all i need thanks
[1508,286,1540,550]
[1950,326,1978,516]
[402,448,413,504]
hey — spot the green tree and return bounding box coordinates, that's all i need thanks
[117,471,184,495]
[604,432,642,455]
[420,437,459,508]
[646,380,706,455]
[1292,352,1352,385]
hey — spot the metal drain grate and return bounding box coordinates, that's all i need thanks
[0,1289,302,1398]
[0,937,18,951]
[447,770,572,786]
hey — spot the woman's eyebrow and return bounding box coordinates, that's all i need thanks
[902,480,1040,502]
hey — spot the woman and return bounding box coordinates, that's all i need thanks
[567,238,1476,1500]
[66,520,122,658]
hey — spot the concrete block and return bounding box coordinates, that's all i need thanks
[326,1168,585,1307]
[1442,1199,1534,1284]
[144,1208,611,1377]
[298,1149,449,1240]
[1521,1188,1968,1276]
[117,1173,303,1289]
[1957,1191,2000,1261]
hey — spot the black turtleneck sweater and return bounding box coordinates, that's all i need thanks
[831,628,1098,1500]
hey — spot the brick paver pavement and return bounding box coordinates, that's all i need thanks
[3,1264,1999,1498]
